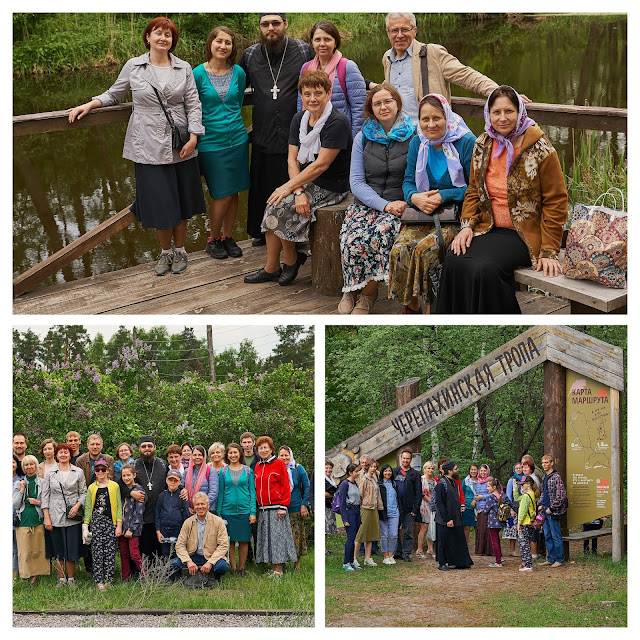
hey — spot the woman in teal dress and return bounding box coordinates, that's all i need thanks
[388,93,476,313]
[193,26,250,260]
[216,443,256,576]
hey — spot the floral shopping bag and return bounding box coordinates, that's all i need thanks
[563,188,627,288]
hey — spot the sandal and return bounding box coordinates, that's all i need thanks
[415,551,426,559]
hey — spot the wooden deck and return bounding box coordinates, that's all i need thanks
[12,239,568,315]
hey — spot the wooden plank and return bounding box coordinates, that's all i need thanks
[546,326,624,390]
[610,389,622,562]
[451,97,627,133]
[326,326,550,463]
[13,207,136,298]
[516,290,570,314]
[514,265,627,313]
[562,527,612,542]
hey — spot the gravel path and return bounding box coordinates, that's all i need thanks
[13,613,314,627]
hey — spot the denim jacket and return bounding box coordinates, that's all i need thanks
[93,52,204,166]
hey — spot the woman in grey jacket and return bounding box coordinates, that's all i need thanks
[68,16,206,277]
[41,443,87,586]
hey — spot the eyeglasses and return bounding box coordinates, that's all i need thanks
[387,27,415,36]
[372,98,397,109]
[95,467,108,472]
[260,20,283,28]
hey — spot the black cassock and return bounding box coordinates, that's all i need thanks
[435,476,474,568]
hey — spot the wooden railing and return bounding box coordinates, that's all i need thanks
[13,96,627,297]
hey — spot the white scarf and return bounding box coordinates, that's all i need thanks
[297,100,333,165]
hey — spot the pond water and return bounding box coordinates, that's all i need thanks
[13,13,626,288]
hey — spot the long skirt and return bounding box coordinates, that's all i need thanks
[199,142,250,199]
[474,512,493,555]
[50,523,86,562]
[388,223,457,304]
[131,158,206,231]
[90,513,117,584]
[355,507,381,543]
[16,525,50,578]
[339,203,402,292]
[325,506,338,535]
[435,227,531,314]
[435,523,473,568]
[256,508,298,564]
[261,183,347,243]
[248,149,289,238]
[427,512,437,542]
[289,511,308,559]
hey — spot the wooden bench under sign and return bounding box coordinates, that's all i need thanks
[562,527,612,560]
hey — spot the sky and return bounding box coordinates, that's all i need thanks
[12,324,308,359]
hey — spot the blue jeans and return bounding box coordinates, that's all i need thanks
[543,516,564,564]
[343,507,361,565]
[171,554,229,578]
[380,516,399,553]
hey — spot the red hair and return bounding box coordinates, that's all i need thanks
[143,17,179,54]
[256,436,275,455]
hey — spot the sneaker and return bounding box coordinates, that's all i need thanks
[342,563,355,572]
[171,250,188,274]
[57,578,67,587]
[538,559,552,566]
[550,561,563,568]
[438,564,450,572]
[206,237,228,259]
[154,252,173,276]
[267,570,283,579]
[363,558,378,567]
[66,577,77,587]
[519,566,533,572]
[388,557,397,565]
[96,582,106,590]
[488,563,503,568]
[351,559,362,570]
[382,557,393,565]
[223,236,243,258]
[251,236,266,247]
[532,554,539,560]
[237,569,248,577]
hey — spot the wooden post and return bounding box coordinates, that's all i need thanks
[543,361,568,558]
[207,325,216,384]
[610,388,622,562]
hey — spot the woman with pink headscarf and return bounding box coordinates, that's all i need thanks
[181,445,218,513]
[436,85,567,314]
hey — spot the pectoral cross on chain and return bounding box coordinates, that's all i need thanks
[147,481,153,490]
[271,84,280,100]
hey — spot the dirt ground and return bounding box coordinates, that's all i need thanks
[326,535,619,627]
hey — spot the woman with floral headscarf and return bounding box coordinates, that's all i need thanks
[388,93,476,314]
[338,83,415,314]
[436,85,567,314]
[278,446,310,569]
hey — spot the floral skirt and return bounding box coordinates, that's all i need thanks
[289,511,308,559]
[256,508,298,565]
[325,507,338,534]
[260,183,347,243]
[339,203,402,292]
[388,223,458,305]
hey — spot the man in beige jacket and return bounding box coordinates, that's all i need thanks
[172,492,230,587]
[378,13,526,124]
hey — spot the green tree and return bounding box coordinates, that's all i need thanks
[39,325,90,367]
[105,326,134,365]
[13,328,41,365]
[86,332,108,371]
[215,339,263,380]
[267,325,314,370]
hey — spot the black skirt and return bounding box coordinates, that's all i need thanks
[49,523,86,562]
[435,227,531,314]
[131,158,206,231]
[436,523,474,568]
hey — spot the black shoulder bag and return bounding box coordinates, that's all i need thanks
[57,472,84,522]
[151,85,189,150]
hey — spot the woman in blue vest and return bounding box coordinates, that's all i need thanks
[216,443,256,576]
[278,446,310,569]
[193,26,250,260]
[388,93,476,313]
[338,83,415,314]
[297,20,367,139]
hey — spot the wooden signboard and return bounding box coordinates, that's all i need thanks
[566,370,613,529]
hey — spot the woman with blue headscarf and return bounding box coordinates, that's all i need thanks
[388,93,476,314]
[338,83,415,315]
[436,85,567,314]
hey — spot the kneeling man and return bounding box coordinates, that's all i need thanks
[172,492,229,587]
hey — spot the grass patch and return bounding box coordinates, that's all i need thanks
[13,550,314,612]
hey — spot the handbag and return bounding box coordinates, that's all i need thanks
[563,187,627,288]
[400,202,461,225]
[151,85,189,150]
[57,474,84,522]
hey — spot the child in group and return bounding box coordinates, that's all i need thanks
[119,464,145,581]
[514,475,537,572]
[483,477,506,567]
[83,459,122,589]
[155,470,190,560]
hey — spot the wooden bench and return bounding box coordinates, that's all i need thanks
[515,255,626,314]
[562,527,612,560]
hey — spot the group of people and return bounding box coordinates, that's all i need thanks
[68,12,567,314]
[326,451,572,573]
[13,430,311,588]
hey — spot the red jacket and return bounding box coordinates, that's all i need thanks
[254,456,291,509]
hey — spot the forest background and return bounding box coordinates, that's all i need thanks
[325,325,626,490]
[13,325,314,472]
